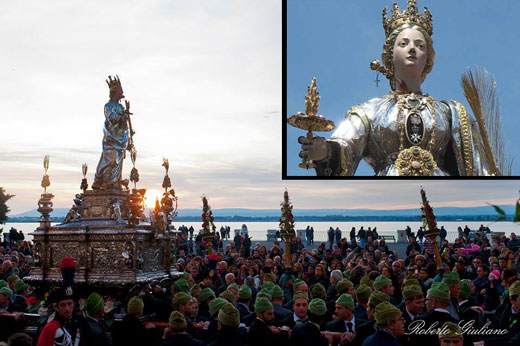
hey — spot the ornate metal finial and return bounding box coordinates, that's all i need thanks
[305,77,320,116]
[382,0,433,38]
[41,155,51,193]
[80,163,88,192]
[162,158,171,192]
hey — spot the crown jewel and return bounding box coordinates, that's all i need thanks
[106,75,122,91]
[382,0,432,37]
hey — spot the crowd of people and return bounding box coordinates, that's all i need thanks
[1,225,520,345]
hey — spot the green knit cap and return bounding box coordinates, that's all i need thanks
[293,279,307,293]
[227,283,239,291]
[172,292,192,310]
[169,311,187,330]
[239,284,252,300]
[438,321,463,339]
[14,280,28,294]
[356,284,372,301]
[336,279,354,294]
[0,287,13,301]
[257,288,272,300]
[343,269,351,279]
[308,298,327,316]
[374,275,392,290]
[442,272,461,286]
[255,298,273,313]
[220,289,237,305]
[293,291,309,302]
[85,292,104,315]
[174,279,189,293]
[403,275,421,287]
[218,302,240,327]
[199,287,215,302]
[509,281,520,296]
[6,274,18,284]
[209,297,228,317]
[427,282,450,300]
[360,276,373,287]
[190,284,201,296]
[182,272,191,280]
[262,281,275,291]
[336,294,354,310]
[374,302,402,323]
[402,285,423,300]
[127,296,144,315]
[0,280,7,289]
[460,281,471,299]
[270,285,284,299]
[263,273,276,283]
[310,283,326,300]
[369,291,389,307]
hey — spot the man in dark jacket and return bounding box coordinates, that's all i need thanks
[271,285,292,326]
[325,294,367,333]
[360,302,404,346]
[161,311,205,346]
[11,280,29,313]
[289,298,330,346]
[78,292,109,346]
[208,303,246,346]
[410,282,458,346]
[248,298,289,346]
[111,296,156,346]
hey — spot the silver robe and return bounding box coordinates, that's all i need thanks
[314,93,490,176]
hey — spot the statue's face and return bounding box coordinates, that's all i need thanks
[392,28,427,81]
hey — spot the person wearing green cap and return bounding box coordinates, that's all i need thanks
[326,294,366,334]
[227,282,240,298]
[401,284,424,335]
[354,283,371,321]
[310,283,326,300]
[11,280,29,313]
[172,292,193,313]
[374,274,395,297]
[212,302,242,346]
[198,287,216,320]
[456,279,481,325]
[410,282,457,346]
[336,278,355,298]
[0,286,14,311]
[111,296,155,346]
[78,292,109,346]
[174,278,190,294]
[236,284,253,323]
[0,280,7,289]
[289,298,329,346]
[438,321,463,346]
[219,289,237,306]
[279,292,309,328]
[270,285,292,326]
[249,298,289,346]
[442,271,462,320]
[363,302,404,346]
[161,311,205,346]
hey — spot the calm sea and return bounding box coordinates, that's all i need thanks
[3,221,519,243]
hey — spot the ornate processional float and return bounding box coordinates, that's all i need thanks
[26,76,181,288]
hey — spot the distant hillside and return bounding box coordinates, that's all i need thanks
[9,205,515,222]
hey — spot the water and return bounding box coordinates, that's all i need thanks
[3,221,519,242]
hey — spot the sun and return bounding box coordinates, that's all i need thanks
[143,189,162,209]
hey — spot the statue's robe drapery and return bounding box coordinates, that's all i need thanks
[93,101,129,188]
[314,93,490,176]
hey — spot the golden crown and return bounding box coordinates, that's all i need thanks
[106,75,122,91]
[382,0,433,38]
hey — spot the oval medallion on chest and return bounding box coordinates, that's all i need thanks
[405,111,425,145]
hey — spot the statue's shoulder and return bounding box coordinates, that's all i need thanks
[344,94,392,122]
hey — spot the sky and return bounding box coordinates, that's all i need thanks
[286,0,520,177]
[0,0,518,217]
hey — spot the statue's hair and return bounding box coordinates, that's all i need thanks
[381,24,435,90]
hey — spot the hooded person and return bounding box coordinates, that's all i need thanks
[248,298,290,346]
[289,298,329,346]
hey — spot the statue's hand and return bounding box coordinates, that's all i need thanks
[298,135,328,162]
